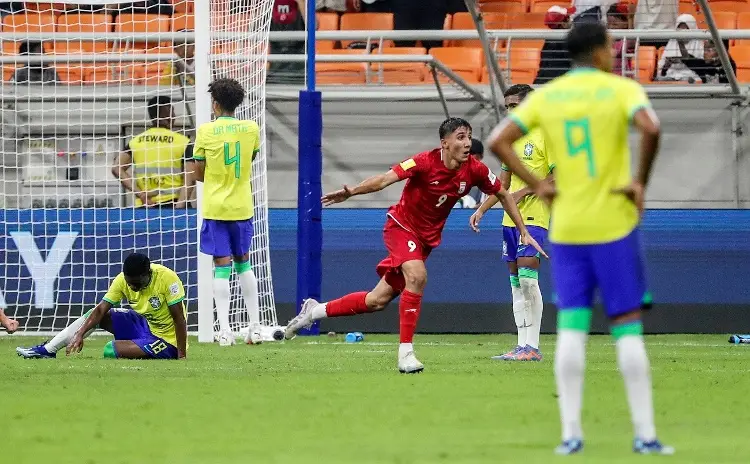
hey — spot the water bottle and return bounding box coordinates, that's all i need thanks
[345,332,364,343]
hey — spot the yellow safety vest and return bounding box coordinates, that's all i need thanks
[128,127,190,206]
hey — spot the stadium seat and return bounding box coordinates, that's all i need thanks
[56,13,113,54]
[2,66,18,82]
[508,46,541,84]
[430,46,484,84]
[172,13,194,32]
[679,3,701,15]
[637,46,657,83]
[114,14,172,51]
[736,12,750,46]
[24,3,65,14]
[729,45,750,81]
[370,47,427,85]
[135,62,167,85]
[708,0,750,13]
[531,0,572,13]
[316,12,339,51]
[316,49,368,85]
[2,13,57,33]
[450,12,506,48]
[505,12,546,28]
[173,0,193,14]
[54,64,88,84]
[479,0,526,13]
[339,13,394,49]
[697,11,737,29]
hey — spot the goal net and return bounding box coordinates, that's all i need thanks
[0,1,278,339]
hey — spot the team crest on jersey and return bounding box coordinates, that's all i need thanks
[458,182,466,194]
[149,296,161,309]
[523,142,534,158]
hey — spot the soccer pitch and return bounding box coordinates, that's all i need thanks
[1,334,747,464]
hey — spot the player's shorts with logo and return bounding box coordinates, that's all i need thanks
[200,218,254,257]
[109,309,178,359]
[376,216,432,293]
[502,225,548,262]
[551,228,646,319]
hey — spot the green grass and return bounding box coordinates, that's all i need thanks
[1,334,748,464]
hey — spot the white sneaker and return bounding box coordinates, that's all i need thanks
[398,350,424,374]
[218,330,235,347]
[284,298,319,340]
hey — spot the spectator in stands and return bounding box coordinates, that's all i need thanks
[608,3,634,77]
[12,41,60,84]
[360,0,391,13]
[0,2,22,18]
[684,40,737,84]
[534,6,573,84]
[316,0,347,13]
[107,1,173,15]
[634,0,677,49]
[393,0,448,50]
[112,96,194,208]
[268,0,306,84]
[657,14,703,82]
[571,0,617,24]
[162,29,195,86]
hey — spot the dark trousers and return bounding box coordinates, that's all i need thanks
[361,0,392,13]
[393,0,448,49]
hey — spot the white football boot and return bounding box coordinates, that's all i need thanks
[218,329,235,347]
[398,349,424,374]
[284,298,319,340]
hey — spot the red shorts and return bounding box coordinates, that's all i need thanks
[376,216,432,293]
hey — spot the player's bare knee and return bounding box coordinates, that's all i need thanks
[403,270,427,292]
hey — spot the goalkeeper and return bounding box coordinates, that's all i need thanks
[16,253,187,360]
[193,78,261,346]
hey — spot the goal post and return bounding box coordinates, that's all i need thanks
[0,1,279,341]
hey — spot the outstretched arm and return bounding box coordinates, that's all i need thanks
[322,169,401,206]
[67,300,113,355]
[0,308,18,334]
[168,302,187,359]
[495,189,548,258]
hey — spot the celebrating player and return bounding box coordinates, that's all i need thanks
[17,253,187,360]
[0,308,19,334]
[284,117,546,374]
[487,23,672,455]
[470,84,553,362]
[193,78,261,346]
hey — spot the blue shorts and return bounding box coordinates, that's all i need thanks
[503,225,548,262]
[200,218,254,258]
[551,228,646,319]
[109,309,178,359]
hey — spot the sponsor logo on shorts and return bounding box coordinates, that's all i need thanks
[502,241,508,256]
[149,296,161,309]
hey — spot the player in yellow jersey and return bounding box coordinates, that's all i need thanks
[470,84,553,362]
[487,23,672,456]
[17,253,187,359]
[193,78,261,346]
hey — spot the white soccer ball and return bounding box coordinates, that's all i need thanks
[245,326,263,345]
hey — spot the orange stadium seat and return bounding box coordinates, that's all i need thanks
[505,12,546,49]
[479,0,526,13]
[708,0,750,13]
[699,11,737,29]
[54,64,89,84]
[2,13,57,33]
[172,13,194,32]
[114,14,171,51]
[24,3,65,14]
[339,13,394,49]
[508,46,541,83]
[736,12,750,46]
[531,0,572,13]
[450,12,506,47]
[370,47,427,84]
[173,0,193,14]
[430,46,484,84]
[56,13,113,54]
[316,49,368,85]
[637,46,657,83]
[729,46,750,81]
[3,66,18,82]
[316,12,339,51]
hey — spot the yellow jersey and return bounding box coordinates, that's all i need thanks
[509,68,650,244]
[501,128,553,229]
[127,127,191,206]
[194,117,260,220]
[102,263,187,348]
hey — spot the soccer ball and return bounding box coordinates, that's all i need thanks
[245,325,263,345]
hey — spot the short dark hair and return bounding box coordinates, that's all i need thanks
[123,253,151,278]
[470,138,484,157]
[147,96,172,121]
[566,22,609,63]
[504,84,534,100]
[438,117,472,139]
[208,78,246,113]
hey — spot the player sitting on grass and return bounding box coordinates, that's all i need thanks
[488,22,672,455]
[193,78,261,346]
[285,117,546,374]
[470,84,554,362]
[16,253,187,360]
[0,308,19,333]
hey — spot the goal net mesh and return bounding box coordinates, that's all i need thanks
[0,1,277,336]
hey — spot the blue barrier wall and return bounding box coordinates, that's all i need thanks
[1,209,749,332]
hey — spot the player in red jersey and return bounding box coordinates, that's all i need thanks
[284,118,545,373]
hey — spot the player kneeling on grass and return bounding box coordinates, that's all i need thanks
[17,253,188,360]
[284,117,546,374]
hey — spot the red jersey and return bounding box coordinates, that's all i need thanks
[388,148,503,248]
